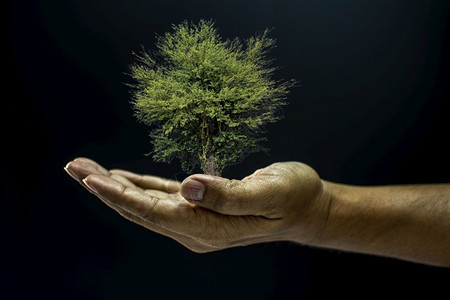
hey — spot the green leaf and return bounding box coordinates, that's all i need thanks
[128,19,296,175]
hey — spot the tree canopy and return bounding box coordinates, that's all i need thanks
[129,19,295,175]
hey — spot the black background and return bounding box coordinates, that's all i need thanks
[4,0,450,299]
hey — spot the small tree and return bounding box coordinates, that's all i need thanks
[129,20,295,176]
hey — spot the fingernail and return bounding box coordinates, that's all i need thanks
[181,179,205,201]
[82,178,98,194]
[64,163,77,180]
[64,163,71,172]
[63,165,71,175]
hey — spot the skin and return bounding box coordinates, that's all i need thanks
[64,157,450,267]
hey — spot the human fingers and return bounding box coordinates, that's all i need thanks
[83,174,276,249]
[64,158,179,198]
[110,169,180,193]
[83,174,196,231]
[81,174,217,253]
[65,158,250,252]
[65,158,183,225]
[179,170,282,217]
[64,157,110,182]
[64,157,112,194]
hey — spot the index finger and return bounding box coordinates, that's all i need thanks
[83,174,189,229]
[84,174,276,249]
[110,169,180,193]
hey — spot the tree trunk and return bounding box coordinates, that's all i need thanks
[201,154,221,176]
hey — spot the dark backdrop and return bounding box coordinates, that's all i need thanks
[4,0,450,299]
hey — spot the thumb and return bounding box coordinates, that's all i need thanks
[180,174,274,216]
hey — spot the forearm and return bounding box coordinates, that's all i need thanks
[308,181,450,267]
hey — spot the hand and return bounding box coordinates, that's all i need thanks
[64,158,329,252]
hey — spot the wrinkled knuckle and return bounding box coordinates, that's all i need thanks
[139,195,161,225]
[166,179,181,193]
[208,179,237,212]
[224,179,242,204]
[116,184,128,197]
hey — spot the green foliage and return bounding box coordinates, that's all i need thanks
[129,19,295,175]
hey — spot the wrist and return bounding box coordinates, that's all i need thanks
[284,178,334,245]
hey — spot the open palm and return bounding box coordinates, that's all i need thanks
[64,158,316,252]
